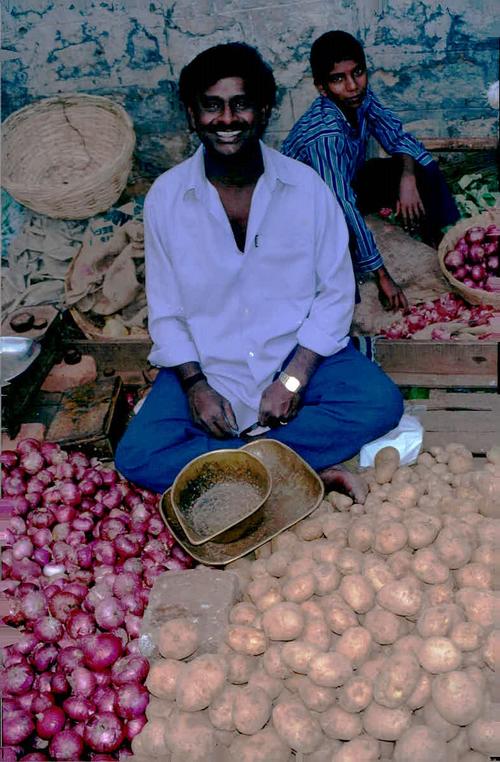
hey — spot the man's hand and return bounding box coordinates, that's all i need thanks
[375,265,409,312]
[188,380,238,439]
[258,379,301,427]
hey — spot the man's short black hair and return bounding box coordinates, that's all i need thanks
[178,42,277,112]
[310,31,366,84]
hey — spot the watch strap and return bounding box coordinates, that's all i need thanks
[179,372,207,393]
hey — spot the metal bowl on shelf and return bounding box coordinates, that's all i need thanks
[0,336,41,387]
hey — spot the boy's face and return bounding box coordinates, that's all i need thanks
[188,76,266,158]
[316,59,368,112]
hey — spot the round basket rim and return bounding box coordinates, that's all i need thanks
[437,208,500,308]
[1,93,136,197]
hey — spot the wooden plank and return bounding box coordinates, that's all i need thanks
[426,391,500,410]
[375,339,498,389]
[419,410,498,433]
[421,137,498,151]
[422,430,497,454]
[63,339,152,373]
[388,372,497,388]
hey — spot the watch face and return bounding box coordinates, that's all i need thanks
[284,376,301,393]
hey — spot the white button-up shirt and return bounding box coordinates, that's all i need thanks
[145,141,355,432]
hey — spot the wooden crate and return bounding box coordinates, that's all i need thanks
[408,391,500,455]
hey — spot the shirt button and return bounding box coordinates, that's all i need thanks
[249,351,254,357]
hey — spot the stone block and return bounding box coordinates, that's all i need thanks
[139,568,241,659]
[41,355,97,392]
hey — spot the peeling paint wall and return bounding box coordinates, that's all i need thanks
[2,0,498,174]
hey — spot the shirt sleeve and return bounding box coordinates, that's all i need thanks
[144,186,200,368]
[297,174,355,357]
[366,94,433,165]
[305,136,384,273]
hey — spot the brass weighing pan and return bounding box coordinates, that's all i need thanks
[159,439,324,565]
[171,449,272,545]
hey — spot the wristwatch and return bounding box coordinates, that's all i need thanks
[278,371,302,393]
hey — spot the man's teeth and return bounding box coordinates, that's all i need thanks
[216,131,241,139]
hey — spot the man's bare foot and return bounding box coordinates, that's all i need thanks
[318,464,368,505]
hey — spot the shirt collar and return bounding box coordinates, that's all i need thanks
[183,140,297,200]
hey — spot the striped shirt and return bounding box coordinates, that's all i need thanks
[282,88,433,273]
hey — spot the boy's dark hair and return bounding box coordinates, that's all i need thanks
[178,42,277,112]
[310,31,366,84]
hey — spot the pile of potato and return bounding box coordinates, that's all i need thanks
[133,443,499,762]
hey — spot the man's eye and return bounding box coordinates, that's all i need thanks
[204,102,221,112]
[232,99,251,111]
[354,68,365,77]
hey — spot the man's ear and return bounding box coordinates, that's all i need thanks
[315,81,327,97]
[186,105,197,132]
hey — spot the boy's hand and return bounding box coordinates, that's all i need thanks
[375,266,409,311]
[397,174,425,230]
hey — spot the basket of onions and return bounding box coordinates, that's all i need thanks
[438,208,500,307]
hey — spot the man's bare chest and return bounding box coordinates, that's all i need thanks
[214,184,255,252]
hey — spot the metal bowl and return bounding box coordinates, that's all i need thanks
[171,449,272,545]
[0,336,41,387]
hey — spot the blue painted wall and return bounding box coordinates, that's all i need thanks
[2,0,499,174]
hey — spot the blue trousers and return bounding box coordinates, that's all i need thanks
[115,342,403,493]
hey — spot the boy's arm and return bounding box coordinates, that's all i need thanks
[305,136,384,274]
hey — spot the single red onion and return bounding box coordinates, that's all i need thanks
[112,572,141,599]
[99,468,118,486]
[48,729,84,761]
[10,515,27,535]
[121,594,145,617]
[11,558,42,581]
[66,610,96,639]
[20,591,47,620]
[114,534,140,558]
[32,692,55,713]
[95,597,125,630]
[84,711,125,753]
[48,590,79,622]
[58,646,85,673]
[15,631,40,656]
[0,450,19,469]
[31,643,59,672]
[471,263,486,282]
[443,249,464,270]
[2,709,35,744]
[33,547,51,566]
[3,474,27,496]
[94,540,116,566]
[124,613,142,639]
[0,495,29,516]
[35,706,66,739]
[68,666,97,698]
[122,557,142,575]
[115,682,149,719]
[94,686,118,713]
[94,669,112,688]
[3,663,34,695]
[147,515,164,536]
[125,714,147,741]
[487,254,499,272]
[33,616,64,643]
[81,633,123,671]
[466,226,485,244]
[63,695,96,721]
[51,671,70,695]
[110,654,149,686]
[19,450,45,475]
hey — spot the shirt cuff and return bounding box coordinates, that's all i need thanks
[297,321,350,358]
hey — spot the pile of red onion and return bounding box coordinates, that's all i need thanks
[442,223,500,292]
[1,439,193,760]
[382,292,497,341]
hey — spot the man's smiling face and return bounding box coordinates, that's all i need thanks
[188,76,266,158]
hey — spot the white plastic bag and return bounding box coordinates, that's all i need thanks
[359,413,424,468]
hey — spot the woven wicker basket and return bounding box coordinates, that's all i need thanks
[438,208,500,308]
[1,94,135,220]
